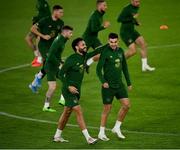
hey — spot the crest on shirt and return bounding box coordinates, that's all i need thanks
[50,30,55,38]
[79,64,84,73]
[128,39,133,44]
[73,99,78,104]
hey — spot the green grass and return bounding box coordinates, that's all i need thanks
[0,0,180,149]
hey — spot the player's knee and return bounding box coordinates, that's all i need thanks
[141,42,147,49]
[122,101,130,110]
[103,105,112,114]
[65,108,72,117]
[131,48,137,55]
[49,83,56,91]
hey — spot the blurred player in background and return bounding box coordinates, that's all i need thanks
[96,33,132,141]
[117,0,155,71]
[29,5,64,96]
[82,0,110,73]
[53,38,104,144]
[25,0,51,67]
[42,26,73,112]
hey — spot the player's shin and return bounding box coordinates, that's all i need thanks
[43,82,56,112]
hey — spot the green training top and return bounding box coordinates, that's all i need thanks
[58,47,104,92]
[46,35,68,66]
[36,16,64,48]
[33,0,51,23]
[117,4,139,33]
[83,10,105,38]
[96,45,131,88]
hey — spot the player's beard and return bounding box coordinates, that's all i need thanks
[79,48,87,56]
[100,9,105,14]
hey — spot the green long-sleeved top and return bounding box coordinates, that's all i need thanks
[117,4,139,33]
[58,47,104,93]
[83,10,105,37]
[37,16,64,49]
[46,35,68,66]
[96,45,131,88]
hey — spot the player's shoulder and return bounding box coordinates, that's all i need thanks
[57,19,64,24]
[118,47,124,53]
[90,10,100,19]
[40,16,51,22]
[67,53,77,61]
[101,44,111,55]
[122,4,132,11]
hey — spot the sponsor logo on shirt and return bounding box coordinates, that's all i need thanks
[115,59,121,68]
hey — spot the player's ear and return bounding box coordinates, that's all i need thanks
[75,45,78,51]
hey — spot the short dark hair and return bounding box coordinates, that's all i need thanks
[62,25,73,31]
[72,38,84,52]
[108,33,119,39]
[53,5,63,11]
[97,0,105,4]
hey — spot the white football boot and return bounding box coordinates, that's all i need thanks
[87,137,98,145]
[98,133,110,141]
[112,128,125,139]
[53,137,69,143]
[142,65,155,72]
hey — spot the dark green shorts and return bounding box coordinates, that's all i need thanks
[38,42,50,59]
[83,36,102,50]
[45,62,59,81]
[62,86,80,107]
[120,30,141,47]
[102,86,128,104]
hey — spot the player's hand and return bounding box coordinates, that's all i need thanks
[103,82,109,88]
[133,13,139,19]
[68,86,79,94]
[103,21,110,28]
[42,35,51,40]
[128,85,132,91]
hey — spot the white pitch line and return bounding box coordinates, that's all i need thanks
[148,43,180,50]
[0,111,179,137]
[0,43,180,74]
[0,63,30,74]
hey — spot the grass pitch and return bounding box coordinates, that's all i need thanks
[0,0,180,149]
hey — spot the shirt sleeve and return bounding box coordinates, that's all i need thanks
[96,51,107,84]
[58,56,73,82]
[86,45,105,60]
[36,17,46,30]
[90,16,105,33]
[122,51,131,86]
[48,43,60,65]
[117,8,133,23]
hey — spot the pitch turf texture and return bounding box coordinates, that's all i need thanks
[0,0,180,149]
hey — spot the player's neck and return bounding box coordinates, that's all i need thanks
[51,15,58,21]
[76,51,83,56]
